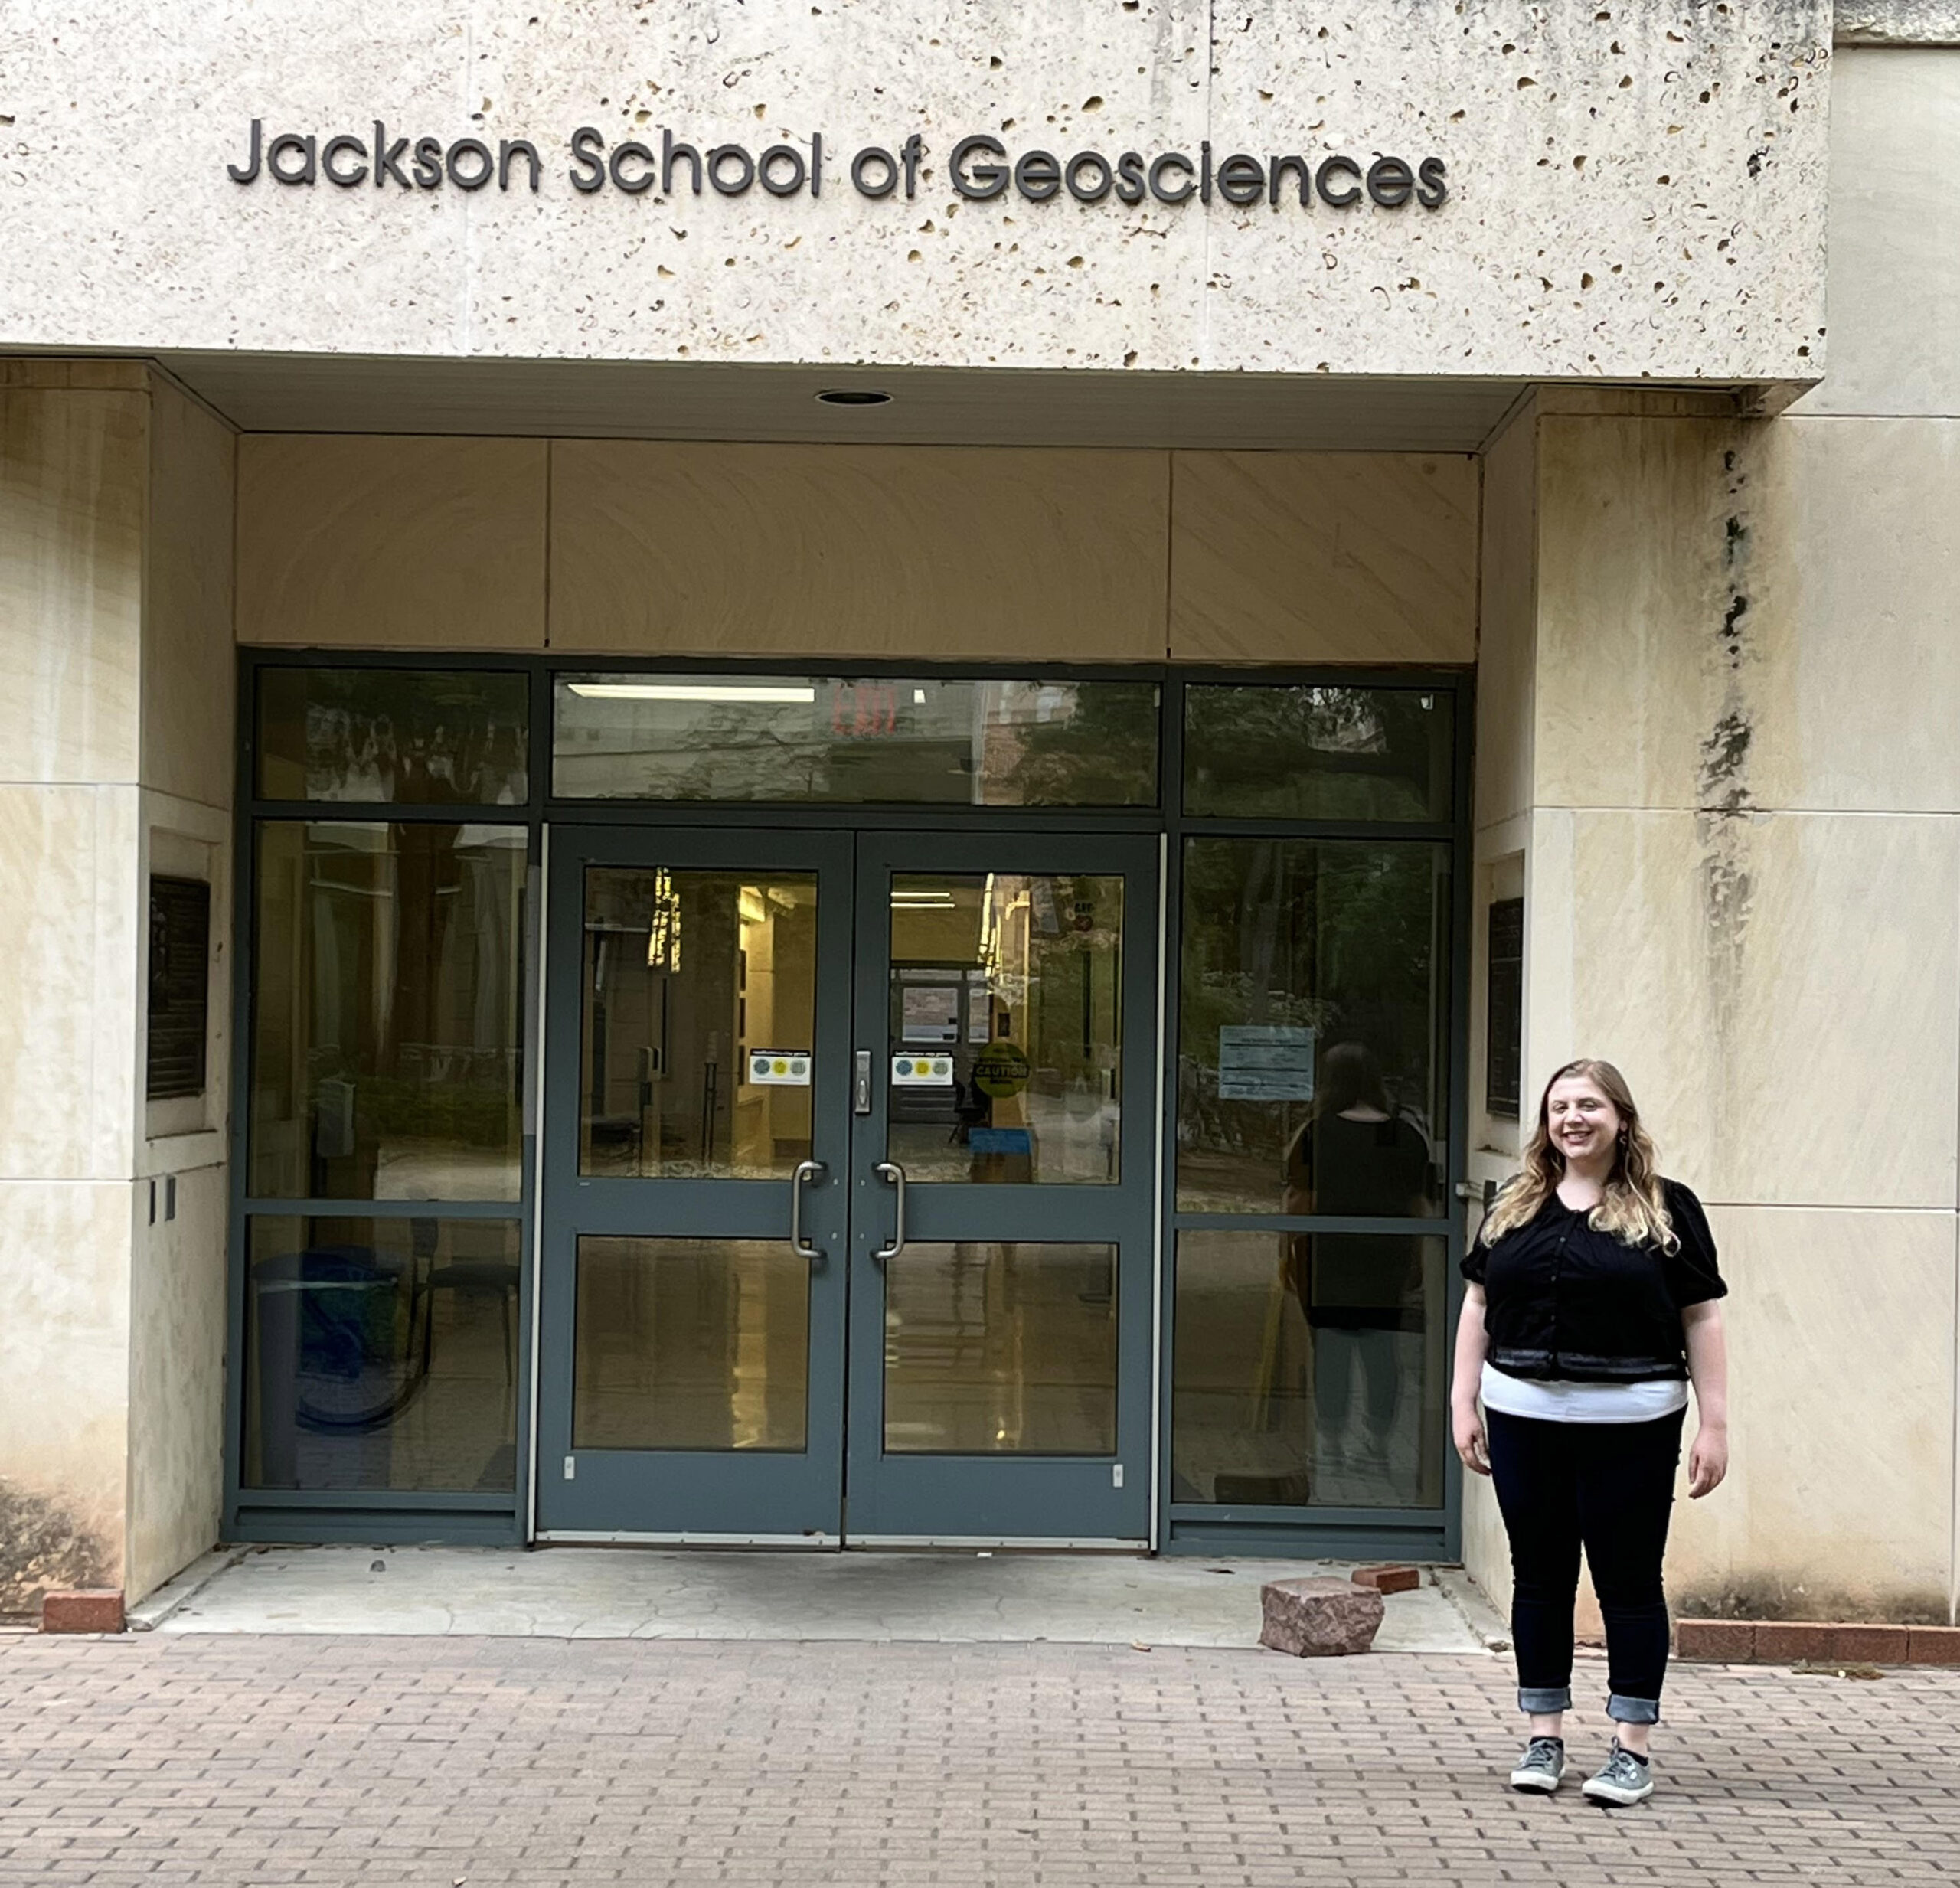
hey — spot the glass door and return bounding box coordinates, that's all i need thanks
[535,827,854,1539]
[536,825,1160,1545]
[843,835,1160,1543]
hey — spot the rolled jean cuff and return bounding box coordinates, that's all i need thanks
[1607,1693,1661,1726]
[1518,1686,1573,1714]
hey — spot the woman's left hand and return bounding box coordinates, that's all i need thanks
[1687,1423,1728,1498]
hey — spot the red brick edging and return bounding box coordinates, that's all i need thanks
[1676,1618,1960,1667]
[41,1590,124,1635]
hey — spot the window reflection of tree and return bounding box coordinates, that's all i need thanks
[1178,840,1446,1207]
[1011,682,1160,807]
[283,669,528,805]
[1185,686,1448,822]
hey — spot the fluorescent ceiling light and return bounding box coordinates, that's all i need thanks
[567,682,816,704]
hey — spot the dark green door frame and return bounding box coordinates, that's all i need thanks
[841,831,1160,1545]
[533,825,1160,1546]
[534,825,857,1541]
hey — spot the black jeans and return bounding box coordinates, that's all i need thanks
[1485,1404,1686,1725]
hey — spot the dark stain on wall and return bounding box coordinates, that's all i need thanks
[0,1478,110,1621]
[1697,442,1758,1019]
[1700,450,1758,814]
[1677,1575,1953,1628]
[1700,709,1753,806]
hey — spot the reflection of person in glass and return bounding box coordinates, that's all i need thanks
[1282,1041,1433,1486]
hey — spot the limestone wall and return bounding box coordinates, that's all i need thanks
[0,366,148,1615]
[0,1,1830,384]
[1464,44,1960,1626]
[232,436,1479,665]
[0,364,235,1615]
[127,381,235,1604]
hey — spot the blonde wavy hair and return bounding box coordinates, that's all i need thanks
[1478,1057,1677,1252]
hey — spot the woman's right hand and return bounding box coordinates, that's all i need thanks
[1452,1403,1490,1476]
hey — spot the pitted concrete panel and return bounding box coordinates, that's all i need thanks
[1838,2,1960,44]
[0,2,1829,384]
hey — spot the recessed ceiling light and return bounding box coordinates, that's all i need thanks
[567,682,815,704]
[815,388,893,407]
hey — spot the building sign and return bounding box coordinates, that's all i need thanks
[226,122,1448,211]
[146,876,210,1102]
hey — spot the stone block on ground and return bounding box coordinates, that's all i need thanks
[41,1589,124,1634]
[1351,1564,1420,1596]
[1259,1577,1383,1658]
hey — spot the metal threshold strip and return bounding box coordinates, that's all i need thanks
[534,1532,1148,1550]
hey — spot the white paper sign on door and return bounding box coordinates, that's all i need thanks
[1217,1025,1316,1102]
[746,1050,812,1086]
[891,1053,954,1086]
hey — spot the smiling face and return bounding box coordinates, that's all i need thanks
[1544,1073,1623,1168]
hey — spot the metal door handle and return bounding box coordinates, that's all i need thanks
[791,1159,826,1262]
[872,1160,906,1259]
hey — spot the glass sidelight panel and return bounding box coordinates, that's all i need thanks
[887,874,1122,1184]
[580,867,818,1179]
[1171,1230,1448,1510]
[573,1237,810,1451]
[1176,839,1449,1215]
[554,674,1159,806]
[242,1215,520,1492]
[884,1243,1118,1455]
[1184,684,1452,823]
[250,822,526,1201]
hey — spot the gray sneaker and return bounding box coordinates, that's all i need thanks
[1581,1740,1654,1806]
[1508,1736,1566,1793]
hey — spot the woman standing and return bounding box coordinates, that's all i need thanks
[1452,1058,1729,1806]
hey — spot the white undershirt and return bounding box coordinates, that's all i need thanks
[1481,1361,1688,1426]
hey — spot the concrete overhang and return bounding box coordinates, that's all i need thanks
[109,352,1792,454]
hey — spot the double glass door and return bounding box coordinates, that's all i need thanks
[536,826,1159,1543]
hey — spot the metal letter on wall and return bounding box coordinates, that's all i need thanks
[147,875,211,1102]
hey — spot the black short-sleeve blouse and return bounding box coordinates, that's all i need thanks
[1461,1178,1726,1383]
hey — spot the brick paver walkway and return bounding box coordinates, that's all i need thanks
[2,1633,1957,1884]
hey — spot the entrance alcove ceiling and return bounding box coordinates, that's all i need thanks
[139,354,1763,452]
